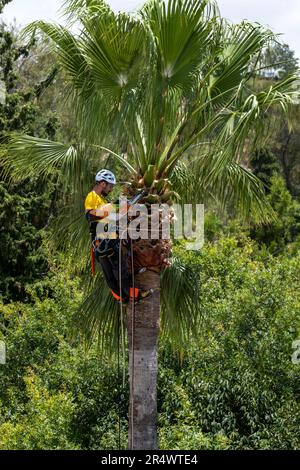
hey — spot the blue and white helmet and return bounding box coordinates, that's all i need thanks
[95,169,116,185]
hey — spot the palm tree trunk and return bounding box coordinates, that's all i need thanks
[127,269,160,450]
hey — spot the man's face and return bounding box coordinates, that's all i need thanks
[102,182,114,196]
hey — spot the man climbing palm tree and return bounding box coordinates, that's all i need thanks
[85,169,152,303]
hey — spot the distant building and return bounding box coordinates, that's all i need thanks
[259,68,284,80]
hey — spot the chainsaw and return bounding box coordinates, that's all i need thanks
[112,189,147,207]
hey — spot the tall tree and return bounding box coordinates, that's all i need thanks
[0,21,59,301]
[250,147,280,193]
[3,0,300,449]
[260,42,299,79]
[272,115,300,197]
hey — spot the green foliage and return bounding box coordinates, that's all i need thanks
[0,22,66,301]
[250,147,280,192]
[259,42,299,79]
[0,270,128,450]
[271,112,300,198]
[157,237,300,449]
[204,210,224,242]
[159,424,230,450]
[0,22,59,138]
[0,374,78,450]
[0,176,56,302]
[204,173,300,257]
[1,0,300,452]
[1,235,300,449]
[249,174,300,254]
[6,0,300,237]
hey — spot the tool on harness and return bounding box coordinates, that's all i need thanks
[94,238,119,259]
[88,189,148,283]
[111,189,147,213]
[128,190,147,206]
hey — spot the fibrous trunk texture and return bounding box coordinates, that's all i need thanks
[127,269,160,450]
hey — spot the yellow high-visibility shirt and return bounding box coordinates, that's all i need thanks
[84,190,107,214]
[84,190,117,239]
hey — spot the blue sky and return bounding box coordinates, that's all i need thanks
[1,0,300,60]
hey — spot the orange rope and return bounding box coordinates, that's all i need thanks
[90,246,96,276]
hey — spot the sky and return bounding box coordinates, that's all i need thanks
[1,0,300,60]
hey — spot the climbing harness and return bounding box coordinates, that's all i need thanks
[94,238,118,259]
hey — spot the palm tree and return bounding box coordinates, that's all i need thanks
[2,0,299,449]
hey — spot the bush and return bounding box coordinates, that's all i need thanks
[158,237,300,449]
[1,235,300,449]
[0,373,78,450]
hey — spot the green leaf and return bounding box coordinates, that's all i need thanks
[142,0,217,90]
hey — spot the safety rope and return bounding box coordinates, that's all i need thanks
[118,239,126,387]
[116,235,136,449]
[117,304,121,450]
[118,238,126,450]
[130,238,135,449]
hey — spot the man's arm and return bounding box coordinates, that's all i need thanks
[90,202,114,219]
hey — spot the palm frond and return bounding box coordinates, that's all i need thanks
[75,256,202,354]
[79,11,146,98]
[60,0,112,26]
[208,21,276,103]
[170,159,276,225]
[206,161,277,224]
[73,270,123,356]
[142,0,216,90]
[208,74,300,174]
[22,21,91,94]
[95,146,137,175]
[2,134,80,181]
[162,71,300,180]
[3,134,135,182]
[160,256,201,347]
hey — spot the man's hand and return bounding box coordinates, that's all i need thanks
[92,203,114,219]
[119,202,130,217]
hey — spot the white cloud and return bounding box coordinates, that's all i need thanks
[1,0,299,60]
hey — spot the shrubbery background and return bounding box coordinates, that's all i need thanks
[1,229,300,449]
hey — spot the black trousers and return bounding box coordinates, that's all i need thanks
[95,240,132,300]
